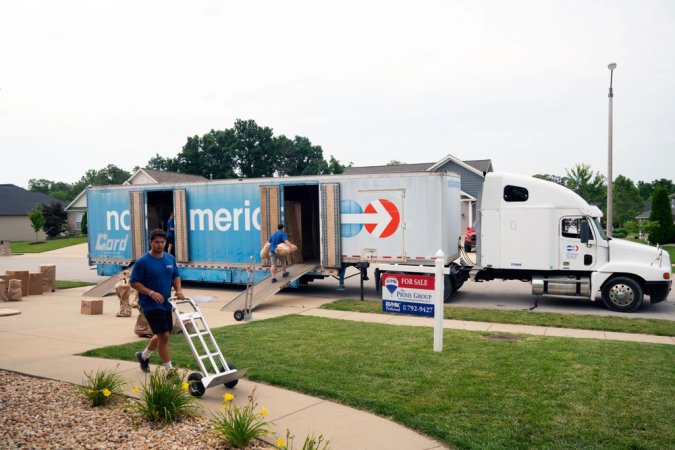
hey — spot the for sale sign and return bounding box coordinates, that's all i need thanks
[381,273,435,317]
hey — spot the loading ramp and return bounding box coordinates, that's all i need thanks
[221,263,318,320]
[82,271,125,298]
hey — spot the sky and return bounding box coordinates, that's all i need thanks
[1,0,674,189]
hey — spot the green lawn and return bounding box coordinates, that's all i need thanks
[84,315,675,450]
[10,237,87,253]
[322,299,675,336]
[55,280,97,290]
[664,244,675,266]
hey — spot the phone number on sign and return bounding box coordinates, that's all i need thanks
[383,300,434,317]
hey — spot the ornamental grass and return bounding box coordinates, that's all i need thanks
[77,366,126,407]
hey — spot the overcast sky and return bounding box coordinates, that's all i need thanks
[1,0,674,189]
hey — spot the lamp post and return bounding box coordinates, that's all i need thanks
[607,62,617,238]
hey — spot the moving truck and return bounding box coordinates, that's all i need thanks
[87,171,671,312]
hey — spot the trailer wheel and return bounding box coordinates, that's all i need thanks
[233,310,245,321]
[220,364,239,389]
[601,276,643,312]
[187,372,205,397]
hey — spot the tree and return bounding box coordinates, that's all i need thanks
[564,163,606,207]
[387,160,404,166]
[612,175,644,227]
[81,211,88,235]
[41,202,67,238]
[276,135,328,176]
[326,155,347,174]
[231,119,277,178]
[648,187,674,244]
[28,204,45,242]
[637,179,675,201]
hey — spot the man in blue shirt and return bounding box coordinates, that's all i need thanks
[166,212,175,256]
[130,229,184,372]
[269,223,291,283]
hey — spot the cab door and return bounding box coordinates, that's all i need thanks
[559,216,597,270]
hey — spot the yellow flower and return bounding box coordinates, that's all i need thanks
[260,407,269,417]
[102,389,112,397]
[86,388,94,395]
[132,386,140,394]
[221,403,229,411]
[276,438,286,448]
[181,381,189,391]
[223,393,235,402]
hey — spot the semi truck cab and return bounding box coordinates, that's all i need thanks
[474,173,671,312]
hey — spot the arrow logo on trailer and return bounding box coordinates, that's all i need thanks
[341,199,400,238]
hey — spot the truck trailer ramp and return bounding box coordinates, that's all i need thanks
[81,271,123,298]
[221,263,318,320]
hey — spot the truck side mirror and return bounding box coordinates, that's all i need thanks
[580,220,591,244]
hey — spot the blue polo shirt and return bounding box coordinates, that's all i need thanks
[130,252,179,313]
[269,230,288,254]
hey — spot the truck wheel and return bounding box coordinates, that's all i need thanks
[443,274,453,303]
[464,242,472,252]
[187,372,205,397]
[601,277,643,312]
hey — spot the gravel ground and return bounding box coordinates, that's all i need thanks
[0,370,274,450]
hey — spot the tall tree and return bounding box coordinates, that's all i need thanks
[612,175,644,227]
[637,179,675,201]
[564,163,606,207]
[41,202,67,238]
[276,135,328,176]
[28,204,45,242]
[231,119,277,178]
[648,187,674,244]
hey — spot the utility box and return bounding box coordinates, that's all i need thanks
[81,299,103,315]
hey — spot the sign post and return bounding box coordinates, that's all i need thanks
[433,250,445,352]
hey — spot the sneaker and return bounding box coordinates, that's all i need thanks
[136,351,150,373]
[271,278,277,283]
[282,272,290,278]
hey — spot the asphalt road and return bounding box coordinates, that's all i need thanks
[2,246,673,321]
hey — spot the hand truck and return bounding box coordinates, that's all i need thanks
[169,296,247,397]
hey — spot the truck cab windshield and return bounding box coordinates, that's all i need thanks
[592,217,607,241]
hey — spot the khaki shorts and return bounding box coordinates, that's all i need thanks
[270,252,286,267]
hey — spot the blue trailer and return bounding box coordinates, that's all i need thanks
[86,171,462,290]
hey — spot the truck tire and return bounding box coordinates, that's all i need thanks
[464,242,472,252]
[601,276,643,312]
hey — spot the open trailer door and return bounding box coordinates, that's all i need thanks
[173,189,189,263]
[259,185,282,246]
[129,191,147,261]
[320,182,341,268]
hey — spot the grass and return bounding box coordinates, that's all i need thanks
[55,280,97,290]
[10,237,87,253]
[84,315,675,449]
[663,244,675,265]
[322,299,675,336]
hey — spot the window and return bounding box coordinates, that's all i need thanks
[562,217,592,240]
[75,212,83,232]
[503,185,529,202]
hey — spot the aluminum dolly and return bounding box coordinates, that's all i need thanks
[169,297,247,397]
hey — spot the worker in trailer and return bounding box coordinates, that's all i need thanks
[269,223,291,283]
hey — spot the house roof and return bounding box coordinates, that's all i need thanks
[342,163,434,175]
[0,184,64,216]
[342,156,494,177]
[125,168,208,185]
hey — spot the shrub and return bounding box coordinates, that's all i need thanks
[210,388,273,448]
[42,201,68,238]
[77,366,126,407]
[131,368,200,424]
[277,430,332,450]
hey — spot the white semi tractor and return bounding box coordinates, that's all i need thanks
[86,171,671,312]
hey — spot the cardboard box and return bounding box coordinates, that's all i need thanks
[29,273,44,295]
[81,299,103,315]
[6,271,29,296]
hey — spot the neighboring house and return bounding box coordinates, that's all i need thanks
[343,155,494,231]
[0,184,64,241]
[64,169,208,234]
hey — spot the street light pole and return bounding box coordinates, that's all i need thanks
[607,62,617,238]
